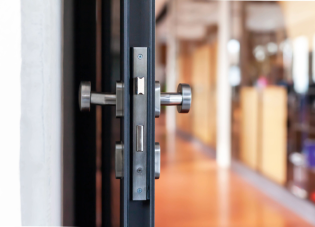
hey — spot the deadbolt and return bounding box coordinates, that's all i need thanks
[155,82,192,117]
[79,81,124,117]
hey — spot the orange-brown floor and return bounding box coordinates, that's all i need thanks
[155,117,314,227]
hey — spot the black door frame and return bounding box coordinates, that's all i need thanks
[63,0,156,226]
[73,1,97,226]
[121,0,155,226]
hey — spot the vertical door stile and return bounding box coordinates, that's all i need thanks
[101,0,114,226]
[124,0,155,226]
[74,1,97,226]
[149,1,156,225]
[75,0,191,226]
[120,0,130,227]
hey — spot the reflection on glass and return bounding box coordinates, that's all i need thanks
[282,39,293,81]
[227,39,240,65]
[227,39,240,54]
[253,45,266,62]
[293,36,309,94]
[266,42,277,55]
[229,66,241,87]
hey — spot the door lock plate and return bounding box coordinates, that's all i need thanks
[132,47,148,201]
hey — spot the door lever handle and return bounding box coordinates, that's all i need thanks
[155,82,192,117]
[79,81,124,117]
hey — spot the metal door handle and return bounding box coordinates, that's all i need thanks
[78,75,191,191]
[79,81,123,117]
[155,82,192,117]
[154,82,192,180]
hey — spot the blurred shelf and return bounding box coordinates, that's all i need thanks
[292,123,315,134]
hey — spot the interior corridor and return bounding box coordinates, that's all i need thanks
[155,115,313,227]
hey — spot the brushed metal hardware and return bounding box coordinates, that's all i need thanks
[79,81,92,111]
[176,83,192,113]
[78,47,192,203]
[132,47,147,201]
[91,93,116,105]
[115,82,124,117]
[155,82,192,117]
[115,142,124,179]
[155,82,161,117]
[155,142,160,179]
[78,81,124,117]
[160,93,182,105]
[136,125,144,152]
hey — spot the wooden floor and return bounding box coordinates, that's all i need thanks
[155,116,314,227]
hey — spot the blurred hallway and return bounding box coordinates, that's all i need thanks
[155,115,313,227]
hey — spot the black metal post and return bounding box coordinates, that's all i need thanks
[74,1,97,226]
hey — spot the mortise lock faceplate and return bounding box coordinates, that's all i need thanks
[78,47,192,202]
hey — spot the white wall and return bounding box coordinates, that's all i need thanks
[20,0,62,225]
[0,1,22,225]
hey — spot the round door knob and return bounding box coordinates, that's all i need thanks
[155,82,192,117]
[176,83,191,113]
[79,81,91,111]
[78,81,124,116]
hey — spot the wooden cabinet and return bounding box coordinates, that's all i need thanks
[190,43,217,147]
[240,87,259,169]
[176,53,193,134]
[260,87,287,185]
[240,86,287,185]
